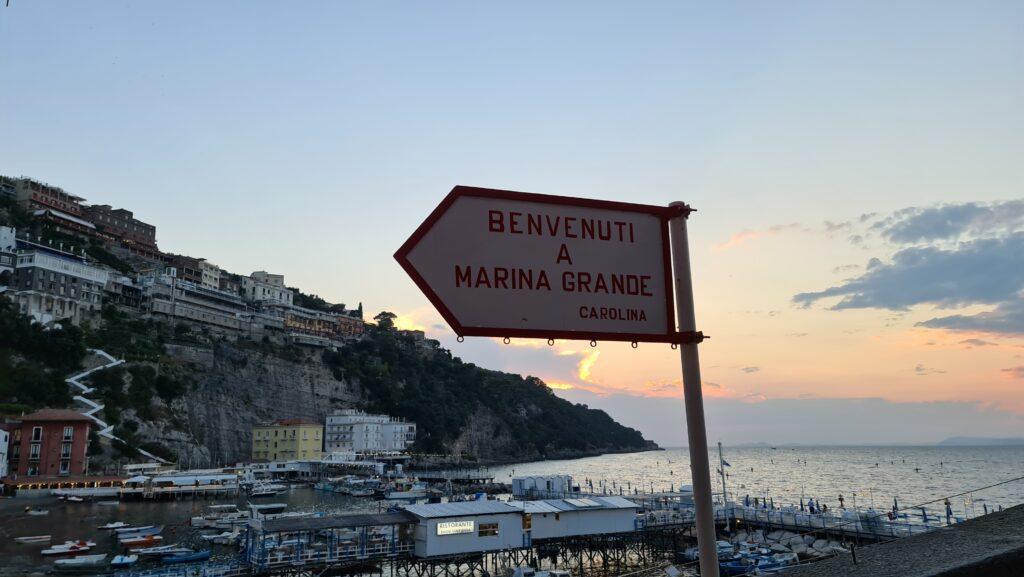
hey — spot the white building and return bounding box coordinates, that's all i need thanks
[0,226,15,288]
[0,428,8,478]
[512,475,576,499]
[199,259,221,290]
[9,246,109,325]
[325,409,416,454]
[510,496,638,539]
[405,501,524,558]
[242,270,293,306]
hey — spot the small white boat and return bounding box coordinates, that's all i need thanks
[14,535,51,544]
[54,553,107,568]
[98,521,130,530]
[63,495,85,503]
[97,500,120,506]
[42,540,96,556]
[26,508,49,516]
[201,528,242,545]
[248,481,288,498]
[110,554,139,568]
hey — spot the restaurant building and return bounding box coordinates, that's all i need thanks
[5,409,92,478]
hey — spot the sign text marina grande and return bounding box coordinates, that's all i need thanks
[395,186,680,343]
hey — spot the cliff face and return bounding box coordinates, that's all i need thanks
[155,343,361,464]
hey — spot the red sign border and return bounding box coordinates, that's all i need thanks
[395,185,681,344]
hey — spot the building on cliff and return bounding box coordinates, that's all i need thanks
[325,409,416,455]
[7,234,109,325]
[252,419,324,462]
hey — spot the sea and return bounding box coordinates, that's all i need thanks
[1,446,1022,575]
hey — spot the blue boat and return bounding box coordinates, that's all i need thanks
[162,549,211,564]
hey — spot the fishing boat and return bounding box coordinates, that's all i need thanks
[120,534,164,547]
[14,535,51,544]
[53,554,107,570]
[110,554,139,568]
[248,481,288,498]
[162,549,211,564]
[41,540,96,556]
[131,544,194,557]
[98,521,130,530]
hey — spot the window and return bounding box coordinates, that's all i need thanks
[59,460,70,475]
[522,514,532,530]
[31,426,42,442]
[63,426,74,441]
[478,523,499,537]
[29,443,41,459]
[61,442,72,458]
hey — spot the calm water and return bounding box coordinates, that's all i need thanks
[2,446,1022,574]
[490,446,1024,513]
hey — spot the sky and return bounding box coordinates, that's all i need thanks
[2,2,1023,445]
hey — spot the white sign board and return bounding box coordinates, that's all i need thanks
[396,186,677,343]
[437,520,475,536]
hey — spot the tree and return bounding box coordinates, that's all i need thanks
[374,311,397,330]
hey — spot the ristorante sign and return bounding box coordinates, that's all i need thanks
[395,186,677,343]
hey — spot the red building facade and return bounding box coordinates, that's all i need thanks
[6,410,91,478]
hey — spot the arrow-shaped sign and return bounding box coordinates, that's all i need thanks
[395,186,679,343]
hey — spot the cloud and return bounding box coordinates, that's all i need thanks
[577,350,600,382]
[793,234,1024,311]
[787,332,809,338]
[918,298,1024,336]
[875,200,1024,244]
[1001,367,1024,379]
[914,363,946,376]
[741,366,760,374]
[713,223,800,251]
[959,338,999,348]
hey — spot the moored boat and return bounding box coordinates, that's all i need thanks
[248,481,287,498]
[14,535,51,544]
[120,534,164,547]
[162,549,211,564]
[53,553,107,570]
[110,554,139,568]
[98,521,130,530]
[41,540,96,556]
[131,544,194,557]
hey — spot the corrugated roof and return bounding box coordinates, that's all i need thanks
[404,501,521,519]
[260,511,416,533]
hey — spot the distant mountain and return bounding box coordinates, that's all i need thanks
[937,436,1024,447]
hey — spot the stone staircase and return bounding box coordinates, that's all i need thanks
[68,349,170,464]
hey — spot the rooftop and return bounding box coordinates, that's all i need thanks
[509,496,639,514]
[268,418,321,427]
[20,409,92,422]
[259,511,417,533]
[404,500,522,519]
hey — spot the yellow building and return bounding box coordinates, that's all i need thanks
[251,419,323,462]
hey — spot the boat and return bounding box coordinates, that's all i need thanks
[191,503,244,528]
[98,521,130,530]
[350,487,376,497]
[53,554,107,570]
[14,535,51,544]
[97,500,120,506]
[120,534,164,547]
[42,540,96,556]
[249,502,288,517]
[110,554,139,568]
[118,525,162,539]
[131,545,194,557]
[248,481,288,498]
[115,524,154,534]
[201,529,242,545]
[162,549,211,564]
[384,479,428,500]
[64,495,85,502]
[26,508,49,516]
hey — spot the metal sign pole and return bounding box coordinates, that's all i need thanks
[668,202,719,577]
